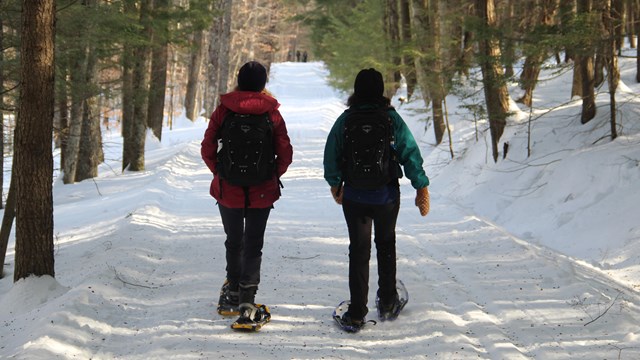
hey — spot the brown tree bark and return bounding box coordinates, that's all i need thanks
[604,0,620,139]
[218,0,233,95]
[124,0,152,172]
[205,14,222,115]
[399,0,417,99]
[205,0,233,115]
[0,170,15,278]
[626,0,636,48]
[476,0,510,162]
[517,0,557,107]
[637,0,640,81]
[147,0,170,141]
[410,0,447,144]
[502,0,516,78]
[577,0,597,123]
[185,29,205,121]
[385,0,402,95]
[75,43,101,182]
[55,67,69,169]
[62,50,85,184]
[14,0,56,281]
[560,0,578,62]
[0,14,4,210]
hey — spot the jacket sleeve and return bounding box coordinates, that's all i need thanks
[323,112,347,187]
[201,106,226,174]
[390,109,430,189]
[270,110,293,178]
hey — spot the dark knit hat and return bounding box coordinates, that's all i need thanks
[354,68,384,99]
[237,61,267,92]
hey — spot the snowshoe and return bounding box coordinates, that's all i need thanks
[332,300,375,333]
[217,280,240,316]
[230,303,271,331]
[376,279,409,321]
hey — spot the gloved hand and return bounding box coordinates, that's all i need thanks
[330,186,343,205]
[415,187,430,216]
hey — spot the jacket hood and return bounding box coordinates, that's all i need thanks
[220,91,280,114]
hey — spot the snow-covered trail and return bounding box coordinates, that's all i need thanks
[2,62,640,359]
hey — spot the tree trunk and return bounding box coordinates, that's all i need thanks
[605,0,620,139]
[594,51,605,87]
[579,54,597,123]
[205,0,232,115]
[218,0,233,95]
[185,29,205,121]
[410,0,432,127]
[517,0,557,108]
[124,0,152,172]
[62,50,85,184]
[560,0,577,62]
[147,0,170,141]
[384,0,402,95]
[205,20,220,114]
[55,67,69,168]
[75,44,101,182]
[518,53,545,107]
[410,0,447,144]
[476,0,510,162]
[0,170,15,278]
[612,0,624,53]
[0,14,4,210]
[627,0,636,48]
[399,0,417,99]
[502,0,516,78]
[14,0,56,281]
[432,96,446,144]
[572,60,583,98]
[578,0,597,123]
[637,0,640,82]
[430,0,446,144]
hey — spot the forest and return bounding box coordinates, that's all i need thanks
[0,0,639,281]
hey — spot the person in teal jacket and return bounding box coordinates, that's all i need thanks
[324,68,430,328]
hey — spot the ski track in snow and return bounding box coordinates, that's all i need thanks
[1,62,640,359]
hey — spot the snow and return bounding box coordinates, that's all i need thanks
[1,52,640,359]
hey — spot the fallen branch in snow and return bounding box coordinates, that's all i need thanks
[608,343,637,360]
[110,265,160,289]
[621,155,640,167]
[91,178,103,196]
[282,255,320,260]
[583,292,622,327]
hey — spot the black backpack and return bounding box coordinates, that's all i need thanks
[342,108,396,190]
[218,111,275,187]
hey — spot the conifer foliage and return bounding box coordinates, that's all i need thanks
[301,0,637,157]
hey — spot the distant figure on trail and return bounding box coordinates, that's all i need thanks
[296,50,301,62]
[323,68,430,330]
[201,61,293,330]
[302,51,308,62]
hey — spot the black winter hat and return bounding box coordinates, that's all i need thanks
[354,68,384,99]
[237,61,268,92]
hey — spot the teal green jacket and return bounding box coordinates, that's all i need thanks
[323,105,430,190]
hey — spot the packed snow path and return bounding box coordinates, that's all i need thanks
[1,62,640,359]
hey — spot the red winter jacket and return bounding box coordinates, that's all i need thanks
[201,91,293,208]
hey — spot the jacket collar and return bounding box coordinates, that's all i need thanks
[220,91,279,114]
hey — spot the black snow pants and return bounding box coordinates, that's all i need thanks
[218,204,271,304]
[341,198,400,320]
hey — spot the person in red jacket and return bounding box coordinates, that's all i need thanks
[201,61,293,328]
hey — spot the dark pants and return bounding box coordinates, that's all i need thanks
[341,198,400,320]
[218,204,271,304]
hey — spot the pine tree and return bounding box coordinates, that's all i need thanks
[14,0,56,281]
